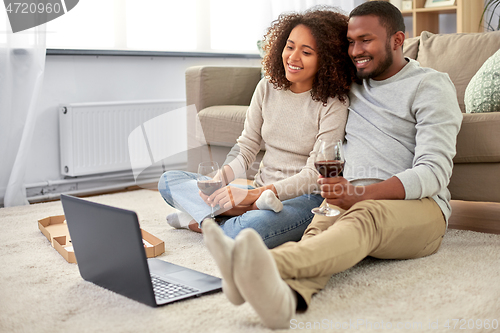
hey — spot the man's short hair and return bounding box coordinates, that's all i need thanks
[349,0,405,36]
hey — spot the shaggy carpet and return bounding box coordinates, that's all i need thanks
[1,189,499,333]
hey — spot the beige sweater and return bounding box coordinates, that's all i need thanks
[225,79,348,201]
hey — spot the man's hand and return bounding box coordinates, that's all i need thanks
[318,175,406,210]
[318,176,365,210]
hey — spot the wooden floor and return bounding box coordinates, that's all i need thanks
[448,200,500,234]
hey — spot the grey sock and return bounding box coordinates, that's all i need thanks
[166,211,194,229]
[233,228,297,329]
[202,218,245,305]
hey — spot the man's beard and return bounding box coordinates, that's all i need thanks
[356,40,393,80]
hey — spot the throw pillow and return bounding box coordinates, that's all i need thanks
[465,49,500,113]
[403,36,419,60]
[417,30,500,113]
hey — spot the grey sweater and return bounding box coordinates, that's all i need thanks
[226,79,348,201]
[345,59,463,222]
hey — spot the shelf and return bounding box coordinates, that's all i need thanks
[371,0,484,37]
[414,6,457,14]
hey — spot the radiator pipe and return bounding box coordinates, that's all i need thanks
[25,171,137,189]
[27,178,159,203]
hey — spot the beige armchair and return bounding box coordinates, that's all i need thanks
[185,66,263,178]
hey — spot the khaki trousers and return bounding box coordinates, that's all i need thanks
[270,198,446,308]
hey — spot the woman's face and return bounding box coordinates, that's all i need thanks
[282,24,319,93]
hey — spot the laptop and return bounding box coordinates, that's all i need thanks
[60,194,222,307]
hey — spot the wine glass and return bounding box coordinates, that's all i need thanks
[311,139,345,217]
[197,161,222,218]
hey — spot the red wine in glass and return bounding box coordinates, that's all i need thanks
[314,160,344,178]
[197,180,223,196]
[311,139,345,217]
[197,161,220,218]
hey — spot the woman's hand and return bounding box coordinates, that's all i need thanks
[199,186,252,210]
[212,165,234,187]
[318,176,365,210]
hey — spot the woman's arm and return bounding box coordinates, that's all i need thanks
[224,80,267,179]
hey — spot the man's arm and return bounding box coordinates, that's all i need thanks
[395,72,462,200]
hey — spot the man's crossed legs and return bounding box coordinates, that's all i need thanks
[203,198,446,329]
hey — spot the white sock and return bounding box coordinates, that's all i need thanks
[255,189,283,213]
[233,228,297,329]
[202,218,245,305]
[166,211,194,229]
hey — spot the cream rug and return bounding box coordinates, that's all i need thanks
[1,189,499,333]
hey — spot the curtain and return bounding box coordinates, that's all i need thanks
[0,22,46,207]
[269,0,356,18]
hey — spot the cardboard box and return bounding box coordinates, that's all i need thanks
[38,215,165,263]
[141,229,165,258]
[38,215,76,263]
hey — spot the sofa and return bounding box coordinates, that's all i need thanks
[185,30,500,233]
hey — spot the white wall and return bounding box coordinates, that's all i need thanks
[19,54,260,199]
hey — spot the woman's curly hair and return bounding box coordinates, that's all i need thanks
[262,6,356,105]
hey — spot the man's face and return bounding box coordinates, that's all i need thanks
[347,15,395,81]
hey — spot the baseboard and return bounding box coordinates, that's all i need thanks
[448,200,500,234]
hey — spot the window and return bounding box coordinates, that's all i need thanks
[2,0,355,54]
[44,0,265,54]
[210,0,270,53]
[125,0,197,51]
[1,7,8,43]
[46,0,115,49]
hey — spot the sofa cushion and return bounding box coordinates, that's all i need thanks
[403,35,419,60]
[454,112,500,164]
[196,105,248,147]
[186,66,262,111]
[464,49,500,113]
[416,30,500,113]
[449,163,500,203]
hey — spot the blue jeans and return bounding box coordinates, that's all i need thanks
[158,170,324,248]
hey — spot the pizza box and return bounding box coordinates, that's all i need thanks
[38,215,164,263]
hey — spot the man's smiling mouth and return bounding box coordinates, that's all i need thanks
[356,59,370,64]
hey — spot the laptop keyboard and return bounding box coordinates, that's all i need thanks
[151,274,199,301]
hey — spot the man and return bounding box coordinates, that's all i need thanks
[203,1,463,329]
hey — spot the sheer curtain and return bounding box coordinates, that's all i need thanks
[268,0,355,17]
[0,22,46,207]
[210,0,355,53]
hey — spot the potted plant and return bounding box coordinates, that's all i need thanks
[481,0,500,31]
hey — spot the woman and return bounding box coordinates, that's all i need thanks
[158,6,356,248]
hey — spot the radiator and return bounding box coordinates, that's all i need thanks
[59,100,188,177]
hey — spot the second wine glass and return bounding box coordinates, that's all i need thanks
[311,139,345,217]
[197,161,223,218]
